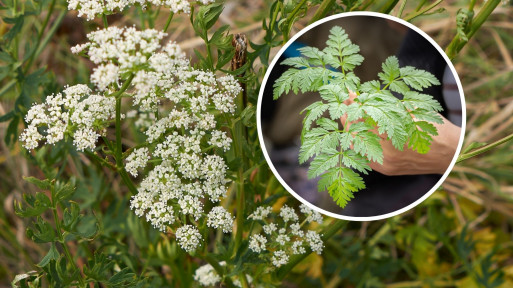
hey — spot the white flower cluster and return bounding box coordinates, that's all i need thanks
[118,31,241,253]
[193,261,253,287]
[67,0,215,21]
[248,204,325,268]
[20,85,115,151]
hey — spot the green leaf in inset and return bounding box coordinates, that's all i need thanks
[318,84,348,103]
[400,66,441,90]
[409,129,433,154]
[341,150,371,174]
[378,56,400,84]
[316,117,339,131]
[402,91,444,112]
[302,101,328,130]
[410,109,444,124]
[353,131,383,164]
[307,149,340,179]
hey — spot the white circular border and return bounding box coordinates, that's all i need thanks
[256,11,467,221]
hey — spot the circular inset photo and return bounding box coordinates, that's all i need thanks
[257,12,466,221]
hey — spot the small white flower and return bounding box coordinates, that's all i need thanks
[193,263,221,287]
[263,223,277,235]
[300,204,323,224]
[249,206,272,220]
[178,195,203,221]
[271,250,289,267]
[125,147,150,177]
[249,234,267,253]
[279,205,299,223]
[291,241,306,255]
[91,63,120,91]
[207,206,234,233]
[306,231,324,254]
[175,225,202,253]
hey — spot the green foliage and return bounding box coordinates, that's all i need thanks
[273,26,443,208]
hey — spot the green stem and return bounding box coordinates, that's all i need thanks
[102,14,108,28]
[309,0,336,24]
[283,0,308,43]
[457,133,513,163]
[163,11,174,32]
[402,0,443,21]
[111,75,138,195]
[24,0,57,74]
[378,0,399,14]
[233,93,247,253]
[275,219,346,280]
[445,0,501,59]
[397,0,407,18]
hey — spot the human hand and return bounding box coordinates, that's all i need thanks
[341,91,460,176]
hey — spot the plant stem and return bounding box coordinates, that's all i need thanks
[379,0,399,14]
[402,0,442,21]
[24,0,57,74]
[233,93,247,254]
[445,0,501,59]
[283,0,308,43]
[275,219,346,280]
[457,133,513,163]
[397,0,407,18]
[163,11,174,32]
[102,14,108,28]
[309,0,336,24]
[110,75,138,195]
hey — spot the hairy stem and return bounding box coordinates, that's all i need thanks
[457,133,513,163]
[445,0,501,59]
[275,219,346,280]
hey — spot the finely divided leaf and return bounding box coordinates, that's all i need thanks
[341,150,371,174]
[402,91,443,112]
[319,167,365,208]
[400,66,441,90]
[307,150,340,179]
[378,56,400,84]
[410,109,444,124]
[317,117,339,131]
[280,57,310,68]
[302,101,328,130]
[273,67,327,99]
[360,80,381,93]
[352,130,383,164]
[409,129,432,154]
[319,84,348,103]
[299,128,337,163]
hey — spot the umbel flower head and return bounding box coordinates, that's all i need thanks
[248,204,324,268]
[20,84,115,151]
